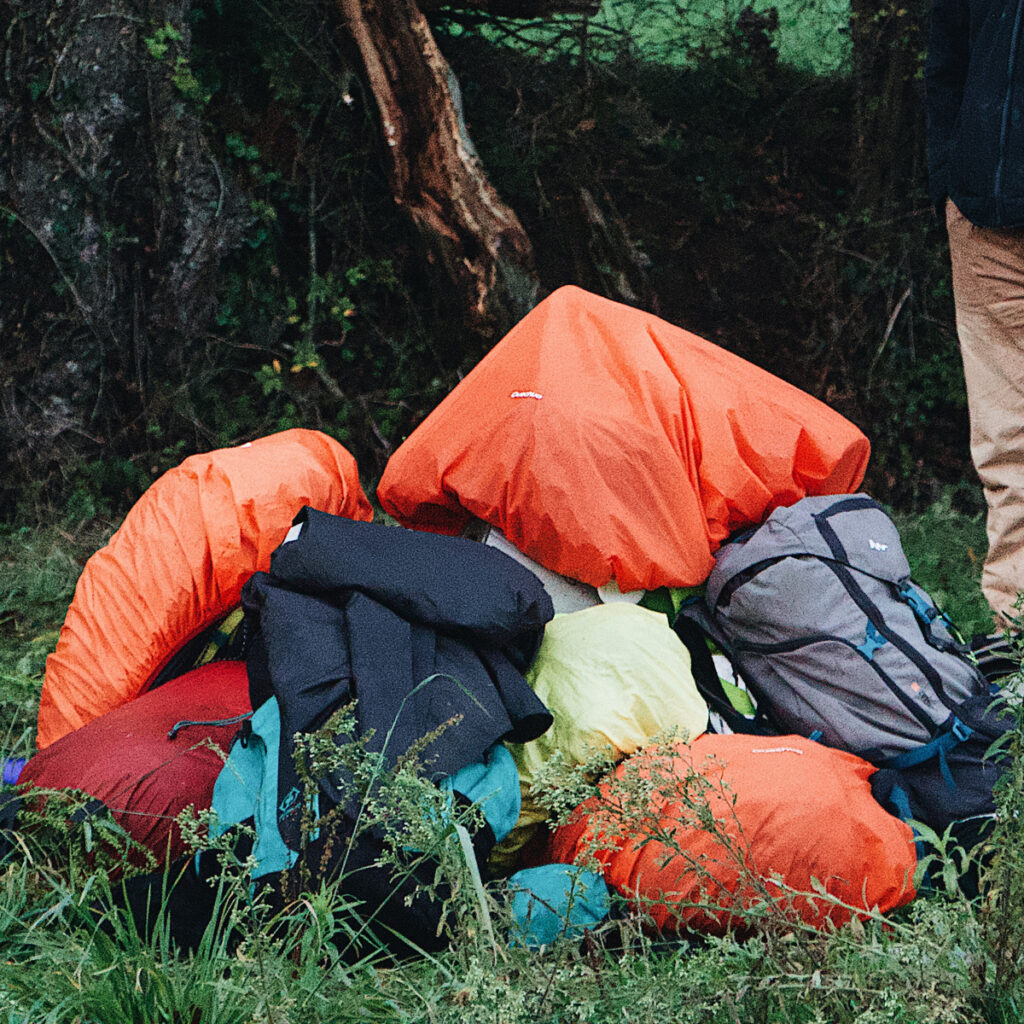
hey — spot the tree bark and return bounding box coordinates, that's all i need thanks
[0,0,251,416]
[337,0,539,337]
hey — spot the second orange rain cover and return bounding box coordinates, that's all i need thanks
[548,734,918,934]
[378,286,869,592]
[37,429,373,749]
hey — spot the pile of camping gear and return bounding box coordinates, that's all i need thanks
[1,286,1011,954]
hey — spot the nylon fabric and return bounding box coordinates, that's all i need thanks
[378,285,869,592]
[441,744,521,846]
[491,604,707,873]
[210,696,297,879]
[38,430,373,748]
[21,661,251,866]
[511,604,708,786]
[507,864,611,948]
[548,734,917,935]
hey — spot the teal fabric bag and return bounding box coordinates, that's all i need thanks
[212,701,520,877]
[441,743,520,844]
[508,863,610,948]
[210,697,297,878]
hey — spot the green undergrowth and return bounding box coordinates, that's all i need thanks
[0,522,109,761]
[0,489,1018,1023]
[0,876,984,1024]
[891,486,991,639]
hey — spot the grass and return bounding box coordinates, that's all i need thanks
[0,862,988,1023]
[0,487,1016,1024]
[0,524,102,762]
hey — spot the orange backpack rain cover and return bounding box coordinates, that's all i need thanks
[548,734,918,934]
[37,429,373,749]
[378,286,869,592]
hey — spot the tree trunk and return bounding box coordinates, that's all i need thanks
[1,0,251,422]
[337,0,539,337]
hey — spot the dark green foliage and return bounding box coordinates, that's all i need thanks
[2,0,971,525]
[892,486,991,638]
[0,0,461,519]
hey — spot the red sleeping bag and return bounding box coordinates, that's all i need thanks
[21,662,250,865]
[378,286,869,592]
[548,734,917,934]
[38,429,373,749]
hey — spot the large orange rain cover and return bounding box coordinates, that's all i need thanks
[548,735,918,934]
[378,286,870,592]
[37,429,373,749]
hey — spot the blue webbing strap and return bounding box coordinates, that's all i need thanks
[886,781,927,868]
[882,717,973,789]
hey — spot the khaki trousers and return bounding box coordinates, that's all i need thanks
[947,199,1024,626]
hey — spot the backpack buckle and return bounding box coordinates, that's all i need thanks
[899,581,938,623]
[951,717,973,743]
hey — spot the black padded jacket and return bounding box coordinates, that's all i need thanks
[926,0,1024,227]
[241,507,554,848]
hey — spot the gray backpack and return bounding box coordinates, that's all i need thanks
[675,494,993,768]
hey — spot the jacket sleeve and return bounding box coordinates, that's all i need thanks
[925,0,970,216]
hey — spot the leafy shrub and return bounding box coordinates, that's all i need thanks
[892,486,991,638]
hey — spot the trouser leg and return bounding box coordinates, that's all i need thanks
[947,199,1024,627]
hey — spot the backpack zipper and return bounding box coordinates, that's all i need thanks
[167,711,254,740]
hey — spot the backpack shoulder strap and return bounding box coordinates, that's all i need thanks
[672,605,775,737]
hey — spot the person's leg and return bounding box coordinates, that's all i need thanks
[947,199,1024,627]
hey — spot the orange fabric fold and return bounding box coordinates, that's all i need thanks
[38,429,372,748]
[379,285,869,592]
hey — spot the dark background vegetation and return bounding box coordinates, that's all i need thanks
[0,0,970,525]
